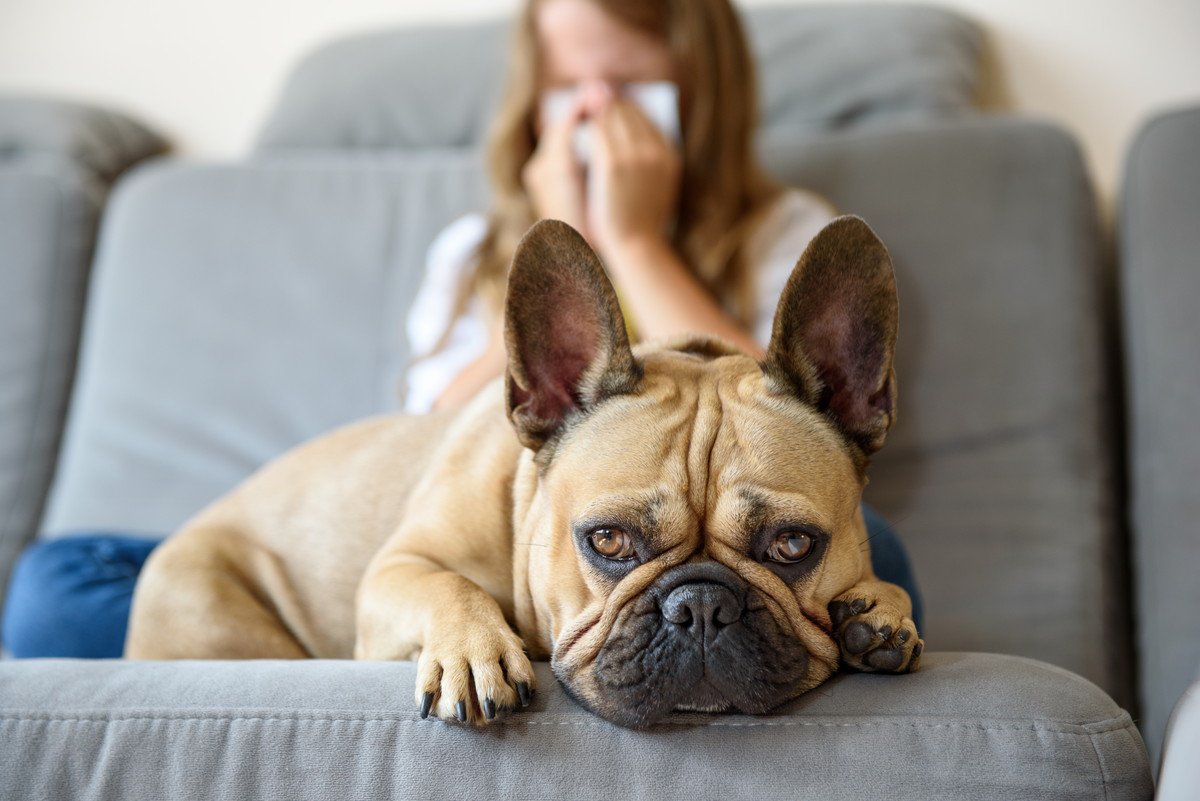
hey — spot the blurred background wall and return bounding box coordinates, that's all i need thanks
[1,0,1197,208]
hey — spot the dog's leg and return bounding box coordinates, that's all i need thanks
[126,526,309,659]
[828,578,923,674]
[352,392,537,726]
[356,557,535,725]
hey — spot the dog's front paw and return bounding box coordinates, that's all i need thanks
[414,624,536,726]
[829,595,923,674]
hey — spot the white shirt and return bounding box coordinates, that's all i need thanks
[403,189,835,413]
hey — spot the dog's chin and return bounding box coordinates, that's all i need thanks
[557,667,797,728]
[671,681,732,713]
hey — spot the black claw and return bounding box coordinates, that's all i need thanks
[878,625,893,640]
[517,682,532,708]
[896,629,910,644]
[419,692,434,720]
[455,700,468,722]
[849,598,867,615]
[483,697,496,720]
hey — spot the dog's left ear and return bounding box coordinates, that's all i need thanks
[763,215,898,454]
[504,219,641,451]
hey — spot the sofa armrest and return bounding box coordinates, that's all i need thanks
[0,652,1151,800]
[1120,105,1200,766]
[0,97,168,186]
[0,98,166,623]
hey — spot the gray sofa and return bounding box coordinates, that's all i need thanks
[1,6,1187,799]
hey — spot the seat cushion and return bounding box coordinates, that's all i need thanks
[0,653,1151,800]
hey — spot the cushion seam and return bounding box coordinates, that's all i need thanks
[0,713,1138,735]
[1088,728,1110,799]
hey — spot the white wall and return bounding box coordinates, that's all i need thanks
[1,0,1198,207]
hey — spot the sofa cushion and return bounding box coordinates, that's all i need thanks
[0,653,1152,800]
[763,116,1126,706]
[41,153,489,535]
[255,4,981,151]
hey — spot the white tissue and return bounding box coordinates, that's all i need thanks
[538,81,681,164]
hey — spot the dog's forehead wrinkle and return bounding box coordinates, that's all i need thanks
[688,372,723,541]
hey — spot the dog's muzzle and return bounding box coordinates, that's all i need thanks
[577,561,811,727]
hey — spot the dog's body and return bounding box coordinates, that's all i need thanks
[127,216,922,728]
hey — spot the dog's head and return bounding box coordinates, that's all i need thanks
[504,216,898,727]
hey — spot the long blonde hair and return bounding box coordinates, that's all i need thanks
[452,0,780,339]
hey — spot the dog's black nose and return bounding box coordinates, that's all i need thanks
[661,582,743,642]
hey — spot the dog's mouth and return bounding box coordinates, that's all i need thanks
[553,565,812,728]
[671,679,732,713]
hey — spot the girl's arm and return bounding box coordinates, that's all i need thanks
[588,97,764,357]
[432,324,506,412]
[603,236,764,357]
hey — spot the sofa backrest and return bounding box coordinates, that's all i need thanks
[255,4,982,152]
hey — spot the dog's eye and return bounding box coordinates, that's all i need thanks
[588,527,635,560]
[766,530,814,564]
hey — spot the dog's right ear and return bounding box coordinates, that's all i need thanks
[763,215,899,456]
[503,219,641,451]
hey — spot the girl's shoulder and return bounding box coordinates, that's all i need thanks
[748,188,839,345]
[753,187,838,250]
[407,212,490,355]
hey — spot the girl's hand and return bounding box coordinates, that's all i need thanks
[522,92,587,235]
[587,95,682,260]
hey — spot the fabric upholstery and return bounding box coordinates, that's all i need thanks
[255,4,981,151]
[41,154,488,535]
[0,653,1152,800]
[1119,104,1200,765]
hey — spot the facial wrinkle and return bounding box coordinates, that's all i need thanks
[689,372,722,553]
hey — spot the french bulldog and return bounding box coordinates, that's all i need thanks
[125,215,922,728]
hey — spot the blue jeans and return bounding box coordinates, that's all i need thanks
[2,510,923,658]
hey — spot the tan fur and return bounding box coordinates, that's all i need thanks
[126,216,922,727]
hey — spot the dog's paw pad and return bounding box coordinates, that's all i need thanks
[829,597,922,674]
[414,632,535,726]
